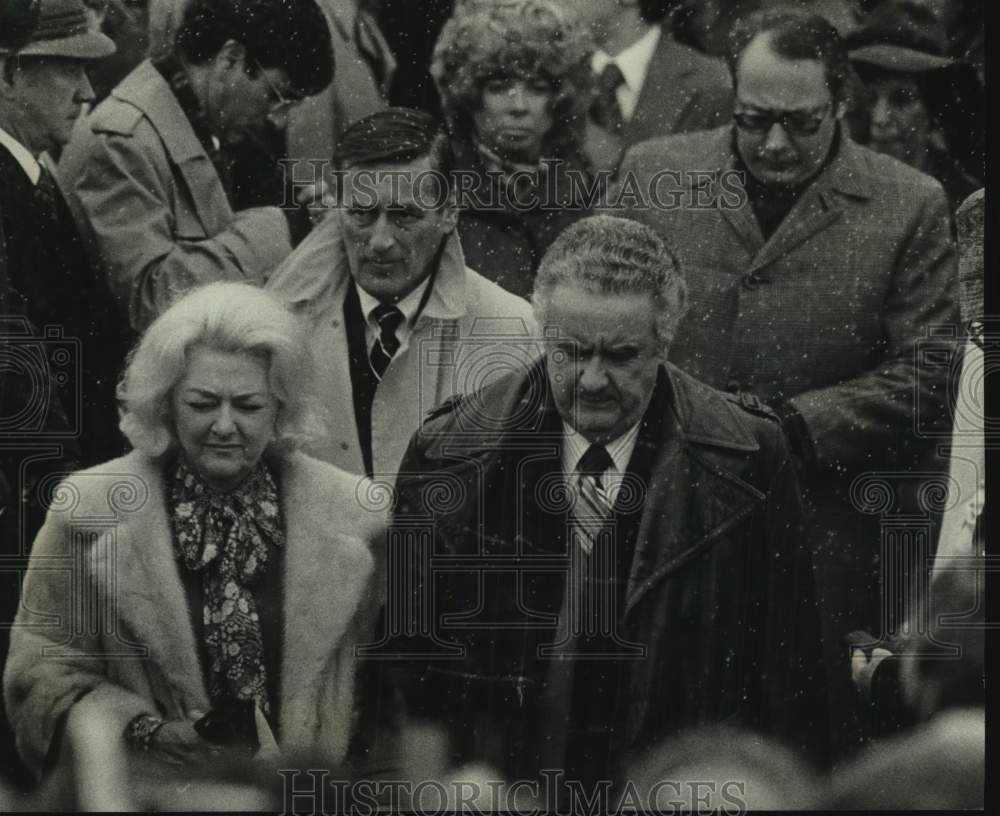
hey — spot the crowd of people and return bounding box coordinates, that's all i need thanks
[0,0,985,810]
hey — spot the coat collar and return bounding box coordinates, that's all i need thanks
[688,126,875,268]
[111,60,209,165]
[416,361,768,624]
[421,359,760,460]
[103,451,372,743]
[267,212,470,322]
[688,124,874,199]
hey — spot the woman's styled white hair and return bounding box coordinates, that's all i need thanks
[118,282,325,456]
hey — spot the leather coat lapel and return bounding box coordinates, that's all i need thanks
[622,368,765,620]
[624,445,763,622]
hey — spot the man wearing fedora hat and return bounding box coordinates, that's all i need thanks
[0,0,126,789]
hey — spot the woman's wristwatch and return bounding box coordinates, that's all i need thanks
[125,713,166,750]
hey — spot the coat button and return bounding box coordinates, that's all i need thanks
[742,273,760,289]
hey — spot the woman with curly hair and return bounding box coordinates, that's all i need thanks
[431,0,597,297]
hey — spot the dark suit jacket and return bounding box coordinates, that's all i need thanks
[0,147,130,467]
[586,31,733,172]
[390,361,830,780]
[625,31,733,146]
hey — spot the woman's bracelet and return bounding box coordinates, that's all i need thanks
[125,713,166,750]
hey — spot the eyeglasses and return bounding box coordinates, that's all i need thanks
[733,102,832,137]
[254,60,302,116]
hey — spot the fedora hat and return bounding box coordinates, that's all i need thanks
[0,0,115,60]
[845,0,954,72]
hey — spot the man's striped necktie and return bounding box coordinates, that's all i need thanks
[368,303,404,381]
[573,443,615,554]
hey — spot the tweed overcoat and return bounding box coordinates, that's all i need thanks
[391,361,830,777]
[3,450,381,778]
[58,60,293,332]
[616,126,959,751]
[266,222,537,480]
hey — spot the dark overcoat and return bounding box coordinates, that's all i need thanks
[451,138,594,299]
[389,361,830,779]
[0,147,130,467]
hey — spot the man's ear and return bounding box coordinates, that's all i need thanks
[0,57,18,96]
[834,99,848,120]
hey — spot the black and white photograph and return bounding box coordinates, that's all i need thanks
[0,0,989,811]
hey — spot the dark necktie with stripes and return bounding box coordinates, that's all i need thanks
[591,62,626,135]
[573,443,616,554]
[368,303,404,381]
[33,164,60,225]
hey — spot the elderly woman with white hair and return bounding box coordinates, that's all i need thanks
[3,282,382,779]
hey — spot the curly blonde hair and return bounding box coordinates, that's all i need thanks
[431,0,596,158]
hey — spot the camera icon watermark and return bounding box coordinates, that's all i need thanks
[0,317,81,438]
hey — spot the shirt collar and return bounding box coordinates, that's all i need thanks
[590,25,662,93]
[0,125,41,186]
[355,273,433,328]
[561,421,642,476]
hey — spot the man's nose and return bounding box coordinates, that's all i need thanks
[870,95,892,128]
[578,355,609,390]
[368,212,397,253]
[73,72,95,106]
[762,121,791,153]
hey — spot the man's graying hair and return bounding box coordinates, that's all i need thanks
[532,215,687,354]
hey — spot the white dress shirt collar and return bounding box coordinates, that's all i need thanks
[561,421,642,480]
[590,25,662,121]
[0,125,41,186]
[355,274,433,352]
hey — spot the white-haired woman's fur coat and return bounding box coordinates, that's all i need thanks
[4,449,382,777]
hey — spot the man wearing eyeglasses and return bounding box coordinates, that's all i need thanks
[58,0,334,332]
[614,9,958,760]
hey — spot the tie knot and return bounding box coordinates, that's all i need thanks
[371,303,404,336]
[598,62,626,94]
[577,443,614,478]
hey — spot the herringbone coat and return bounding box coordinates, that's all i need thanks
[616,126,959,755]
